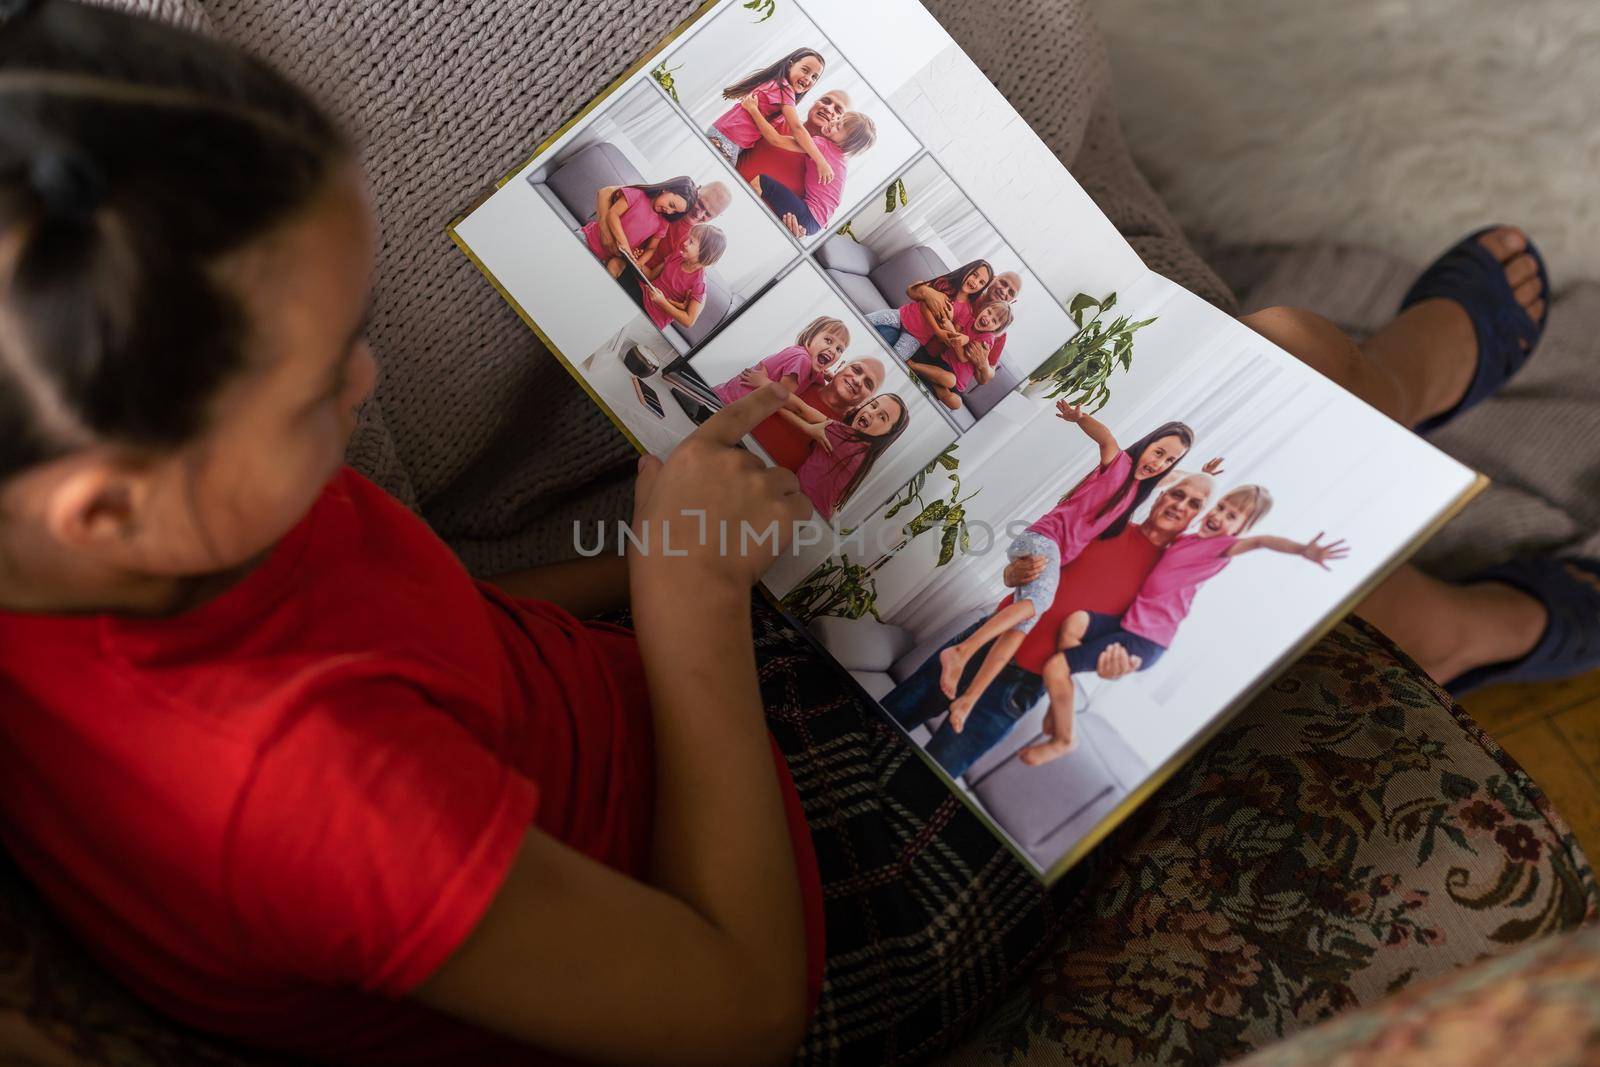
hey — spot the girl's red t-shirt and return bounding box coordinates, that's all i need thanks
[0,468,824,1065]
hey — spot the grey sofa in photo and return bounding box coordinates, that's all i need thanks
[527,142,738,353]
[816,235,1022,429]
[806,608,1146,868]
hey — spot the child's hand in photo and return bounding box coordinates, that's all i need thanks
[1300,533,1350,570]
[1054,401,1087,424]
[739,365,774,390]
[631,384,812,589]
[741,92,762,116]
[1202,456,1226,475]
[815,157,835,185]
[646,286,670,307]
[804,419,835,454]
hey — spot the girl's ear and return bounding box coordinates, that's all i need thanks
[43,459,148,549]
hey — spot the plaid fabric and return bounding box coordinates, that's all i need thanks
[745,606,1095,1066]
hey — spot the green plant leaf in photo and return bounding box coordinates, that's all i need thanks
[1025,291,1156,412]
[649,59,682,104]
[743,0,778,22]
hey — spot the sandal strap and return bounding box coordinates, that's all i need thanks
[1447,557,1600,696]
[1402,226,1550,434]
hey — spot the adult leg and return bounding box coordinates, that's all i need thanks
[1240,227,1549,686]
[751,174,821,235]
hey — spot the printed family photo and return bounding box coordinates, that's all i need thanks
[523,81,797,355]
[658,0,920,242]
[682,264,955,526]
[783,274,1475,875]
[818,155,1075,432]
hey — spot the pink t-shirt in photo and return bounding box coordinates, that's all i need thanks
[897,300,939,346]
[581,186,669,262]
[948,331,1000,392]
[797,422,868,520]
[1121,532,1237,647]
[643,252,708,331]
[1025,450,1135,564]
[803,137,848,226]
[713,344,818,405]
[713,80,797,151]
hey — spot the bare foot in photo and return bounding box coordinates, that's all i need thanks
[947,693,977,733]
[938,646,968,698]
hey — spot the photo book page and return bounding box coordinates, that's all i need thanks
[449,0,1484,882]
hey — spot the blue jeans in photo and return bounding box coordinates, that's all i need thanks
[881,620,1047,779]
[752,174,821,235]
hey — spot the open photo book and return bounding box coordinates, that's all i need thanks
[448,0,1484,884]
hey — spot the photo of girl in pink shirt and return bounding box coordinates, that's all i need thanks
[743,95,877,235]
[712,316,852,438]
[640,224,726,331]
[938,405,1211,729]
[706,48,830,176]
[916,300,1014,409]
[580,177,698,280]
[795,393,911,520]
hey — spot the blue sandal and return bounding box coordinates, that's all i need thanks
[1448,557,1600,696]
[1402,226,1551,434]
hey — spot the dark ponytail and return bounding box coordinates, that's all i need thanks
[0,0,347,484]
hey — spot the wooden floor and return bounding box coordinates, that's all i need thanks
[1460,671,1600,865]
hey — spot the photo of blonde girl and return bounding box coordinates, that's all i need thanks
[639,224,726,331]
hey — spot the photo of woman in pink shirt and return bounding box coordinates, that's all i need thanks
[580,177,698,280]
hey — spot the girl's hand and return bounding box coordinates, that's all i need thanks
[920,287,953,320]
[1202,456,1226,476]
[1055,400,1086,423]
[647,287,670,307]
[738,366,773,389]
[815,157,835,185]
[1003,554,1048,588]
[632,385,812,590]
[741,92,762,115]
[804,419,834,453]
[1300,533,1350,570]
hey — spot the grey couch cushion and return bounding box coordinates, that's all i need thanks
[816,235,877,276]
[830,270,895,317]
[537,141,642,224]
[961,361,1022,420]
[808,615,917,673]
[674,276,735,350]
[870,245,949,312]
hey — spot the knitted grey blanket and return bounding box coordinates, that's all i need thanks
[113,0,1230,573]
[114,2,1581,583]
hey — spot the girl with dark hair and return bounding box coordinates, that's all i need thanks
[706,46,832,180]
[580,176,697,279]
[794,393,910,519]
[937,404,1208,727]
[912,299,1014,410]
[865,259,994,368]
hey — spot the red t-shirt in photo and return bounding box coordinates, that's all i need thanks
[0,468,824,1065]
[751,382,845,472]
[1007,524,1164,675]
[736,115,808,198]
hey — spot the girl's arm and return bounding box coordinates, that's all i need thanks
[776,408,834,451]
[1226,532,1350,569]
[919,304,966,347]
[779,101,834,184]
[633,234,661,263]
[485,556,630,617]
[601,190,636,256]
[907,281,953,321]
[782,394,830,424]
[415,386,813,1067]
[648,289,704,328]
[594,185,622,251]
[748,104,804,154]
[1054,402,1121,468]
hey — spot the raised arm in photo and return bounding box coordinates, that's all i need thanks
[1055,401,1122,469]
[1226,531,1350,569]
[744,98,803,154]
[779,100,834,185]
